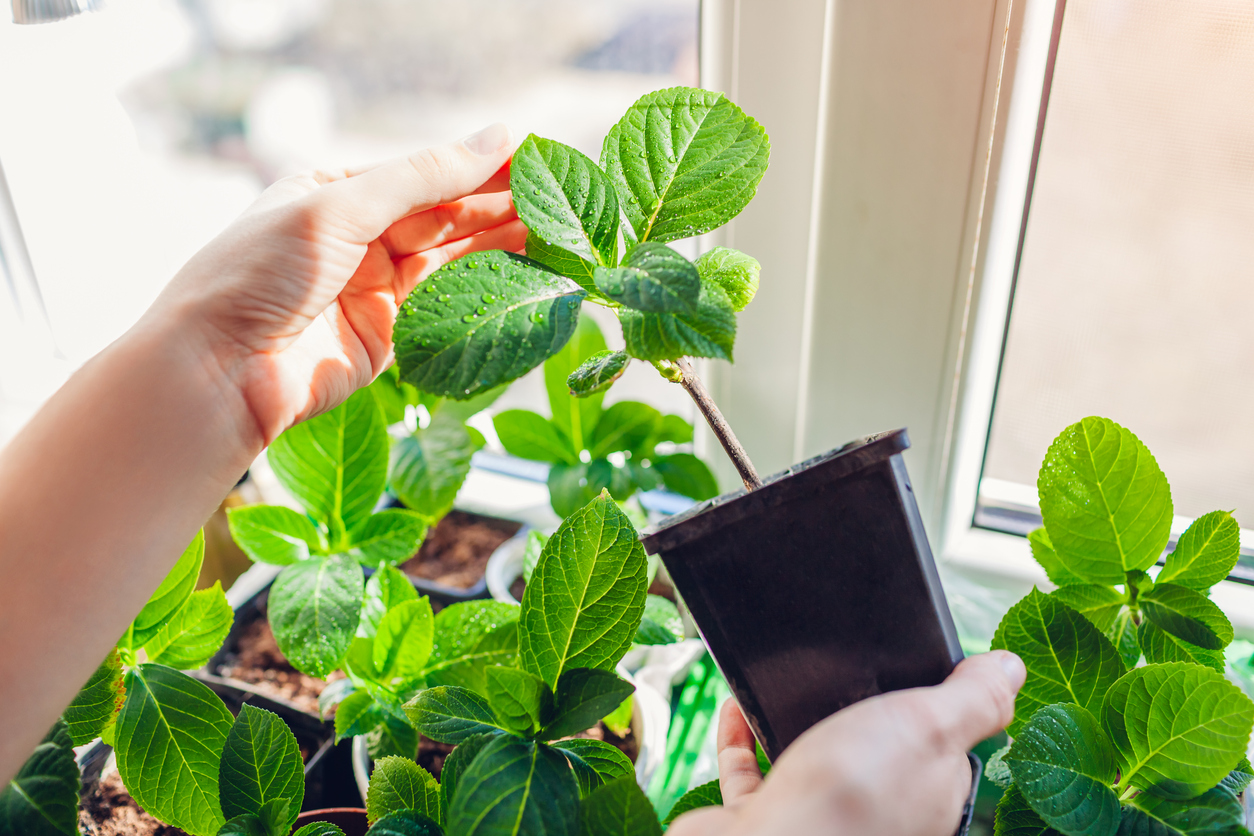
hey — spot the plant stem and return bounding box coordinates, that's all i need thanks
[675,358,763,491]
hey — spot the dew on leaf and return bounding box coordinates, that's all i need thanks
[477,306,489,315]
[438,294,452,302]
[463,314,478,323]
[531,311,546,323]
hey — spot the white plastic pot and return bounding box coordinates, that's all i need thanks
[485,527,530,605]
[351,667,670,801]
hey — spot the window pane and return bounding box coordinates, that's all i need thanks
[982,0,1254,527]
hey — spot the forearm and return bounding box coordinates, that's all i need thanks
[0,307,262,779]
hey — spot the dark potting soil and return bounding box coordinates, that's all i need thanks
[79,772,189,836]
[216,614,343,715]
[417,737,457,779]
[401,510,521,589]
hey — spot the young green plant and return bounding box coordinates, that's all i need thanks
[392,86,770,492]
[0,533,334,836]
[493,315,718,518]
[985,417,1254,836]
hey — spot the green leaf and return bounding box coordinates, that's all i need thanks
[129,529,205,649]
[619,281,737,362]
[0,722,80,836]
[366,811,444,836]
[1103,663,1254,799]
[219,705,303,833]
[440,733,498,815]
[547,462,610,519]
[1028,528,1084,587]
[519,493,649,688]
[319,677,356,720]
[425,601,521,694]
[595,242,699,314]
[588,402,662,459]
[545,314,607,453]
[549,739,634,798]
[227,505,325,566]
[1107,610,1142,669]
[445,736,579,836]
[663,779,723,825]
[1121,786,1247,836]
[521,531,550,585]
[512,135,619,270]
[986,745,1013,789]
[367,756,442,827]
[370,363,422,425]
[601,696,632,739]
[63,648,124,745]
[268,389,389,546]
[293,824,348,836]
[991,588,1127,736]
[349,510,431,568]
[269,554,364,678]
[404,686,505,744]
[218,799,293,836]
[634,595,684,645]
[374,598,435,682]
[366,715,421,761]
[1037,417,1173,585]
[993,785,1064,836]
[652,414,693,446]
[1139,583,1233,651]
[578,775,661,836]
[390,413,482,520]
[143,582,234,670]
[1158,511,1241,591]
[486,667,551,735]
[334,689,384,743]
[539,669,635,740]
[114,664,233,836]
[1048,585,1125,633]
[1005,704,1120,836]
[526,231,598,293]
[1220,757,1254,795]
[567,351,630,399]
[693,247,759,311]
[652,454,719,502]
[395,251,585,400]
[493,410,577,464]
[361,565,420,639]
[601,86,770,244]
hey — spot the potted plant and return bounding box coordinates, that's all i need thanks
[369,367,522,604]
[985,416,1254,834]
[0,532,364,836]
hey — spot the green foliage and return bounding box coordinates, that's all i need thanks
[443,736,579,836]
[485,667,551,735]
[618,282,737,363]
[128,530,205,648]
[389,414,482,521]
[62,648,124,745]
[438,732,498,816]
[226,505,325,565]
[634,595,684,646]
[0,721,80,836]
[366,757,442,827]
[550,739,634,798]
[662,779,723,825]
[405,686,505,743]
[361,565,420,639]
[538,669,635,741]
[293,824,348,836]
[366,812,444,836]
[567,350,630,398]
[594,242,699,314]
[494,317,717,517]
[219,706,304,836]
[693,247,760,312]
[519,493,648,687]
[424,601,520,693]
[578,776,661,836]
[144,582,234,670]
[995,417,1254,836]
[115,664,234,836]
[268,553,364,678]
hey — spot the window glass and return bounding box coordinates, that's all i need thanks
[981,0,1254,537]
[0,0,698,441]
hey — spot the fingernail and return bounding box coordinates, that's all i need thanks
[463,123,511,156]
[993,650,1026,685]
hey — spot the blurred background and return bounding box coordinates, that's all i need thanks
[0,0,698,444]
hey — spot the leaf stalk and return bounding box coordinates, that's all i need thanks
[674,358,762,492]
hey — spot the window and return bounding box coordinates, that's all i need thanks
[978,0,1254,581]
[0,0,699,445]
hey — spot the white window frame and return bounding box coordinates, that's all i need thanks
[696,0,1254,635]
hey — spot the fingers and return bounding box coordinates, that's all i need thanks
[717,699,764,804]
[393,219,528,298]
[307,123,516,244]
[380,191,517,258]
[922,651,1024,752]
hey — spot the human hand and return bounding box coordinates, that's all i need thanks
[670,651,1026,836]
[148,124,524,445]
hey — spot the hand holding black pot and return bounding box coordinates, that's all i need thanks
[670,651,1025,836]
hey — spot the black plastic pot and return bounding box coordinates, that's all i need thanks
[640,429,964,761]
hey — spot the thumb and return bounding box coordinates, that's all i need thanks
[922,650,1025,752]
[307,124,516,244]
[717,698,764,804]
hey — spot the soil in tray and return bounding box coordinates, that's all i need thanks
[401,510,521,589]
[216,611,342,715]
[79,772,189,836]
